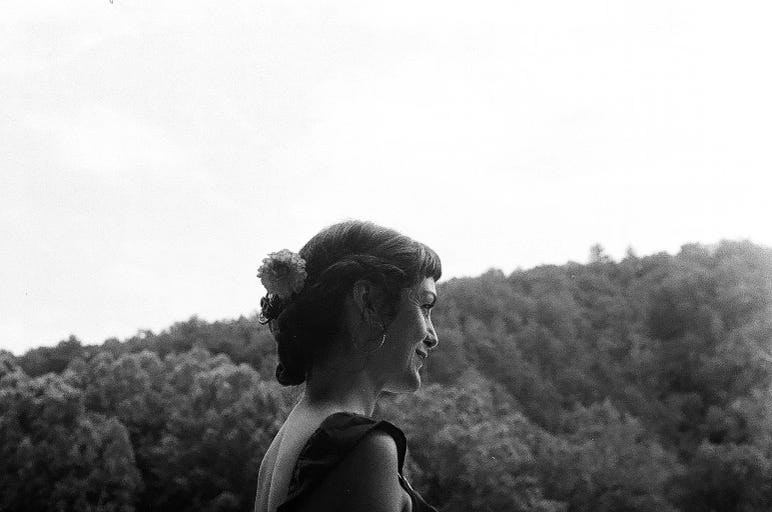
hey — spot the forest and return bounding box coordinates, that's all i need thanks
[2,240,771,511]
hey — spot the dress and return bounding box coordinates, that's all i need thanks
[277,412,438,512]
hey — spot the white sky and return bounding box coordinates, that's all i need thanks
[2,0,771,355]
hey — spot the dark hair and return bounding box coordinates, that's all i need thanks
[262,220,442,386]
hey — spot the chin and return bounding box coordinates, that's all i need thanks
[385,371,422,394]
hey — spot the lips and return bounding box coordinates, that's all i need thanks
[415,349,428,360]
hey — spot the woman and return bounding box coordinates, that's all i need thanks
[253,220,441,512]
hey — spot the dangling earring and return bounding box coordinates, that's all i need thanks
[353,319,387,353]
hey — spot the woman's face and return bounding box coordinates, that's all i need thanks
[378,277,438,393]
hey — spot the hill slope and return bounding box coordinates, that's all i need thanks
[3,240,771,511]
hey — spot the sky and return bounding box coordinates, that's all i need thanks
[2,0,771,355]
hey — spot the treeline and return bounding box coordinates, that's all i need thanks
[2,240,771,511]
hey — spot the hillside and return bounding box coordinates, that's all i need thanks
[2,240,771,511]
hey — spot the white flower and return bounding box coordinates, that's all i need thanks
[257,249,308,298]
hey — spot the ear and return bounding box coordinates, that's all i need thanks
[350,279,382,319]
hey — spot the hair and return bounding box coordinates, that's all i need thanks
[262,220,442,386]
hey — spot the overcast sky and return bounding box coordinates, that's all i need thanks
[2,0,771,355]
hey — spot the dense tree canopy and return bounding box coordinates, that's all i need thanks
[2,240,771,511]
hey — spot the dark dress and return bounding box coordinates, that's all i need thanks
[277,412,438,512]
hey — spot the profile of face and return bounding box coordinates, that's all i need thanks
[376,277,439,393]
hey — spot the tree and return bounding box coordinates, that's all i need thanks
[0,372,140,511]
[670,442,772,512]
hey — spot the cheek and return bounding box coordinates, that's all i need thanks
[411,311,428,337]
[385,322,417,359]
[393,314,420,339]
[385,306,425,351]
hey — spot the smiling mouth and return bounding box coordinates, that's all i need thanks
[415,350,428,360]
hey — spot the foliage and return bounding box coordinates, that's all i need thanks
[0,371,141,511]
[3,240,772,511]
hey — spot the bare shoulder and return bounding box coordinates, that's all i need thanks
[298,430,409,512]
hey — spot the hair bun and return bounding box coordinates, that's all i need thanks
[275,361,305,386]
[273,302,307,385]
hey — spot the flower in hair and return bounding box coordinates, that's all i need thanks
[257,249,308,299]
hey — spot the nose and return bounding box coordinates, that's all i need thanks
[423,321,439,350]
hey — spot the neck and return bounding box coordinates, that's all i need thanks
[301,357,382,417]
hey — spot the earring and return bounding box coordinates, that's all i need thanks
[353,319,387,353]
